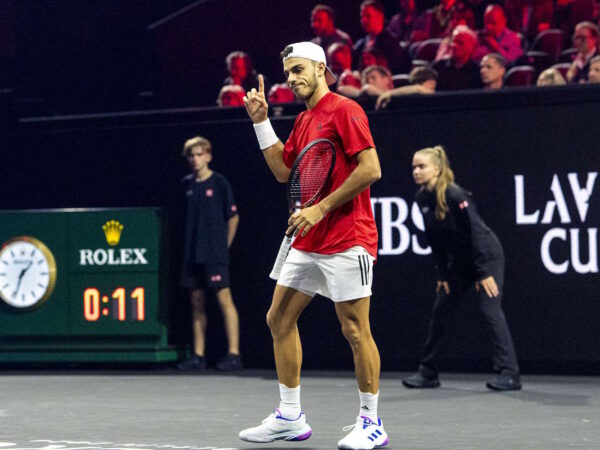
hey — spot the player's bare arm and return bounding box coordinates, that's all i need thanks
[244,74,290,182]
[287,147,381,237]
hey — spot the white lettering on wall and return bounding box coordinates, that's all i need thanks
[371,197,431,256]
[517,172,598,274]
[78,248,148,266]
[515,175,540,224]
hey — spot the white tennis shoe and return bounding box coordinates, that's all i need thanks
[238,409,312,443]
[337,415,388,449]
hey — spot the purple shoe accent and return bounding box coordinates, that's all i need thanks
[275,409,304,422]
[376,438,389,447]
[290,430,312,441]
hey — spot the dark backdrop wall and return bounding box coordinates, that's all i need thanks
[3,85,600,374]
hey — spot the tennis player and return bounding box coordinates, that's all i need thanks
[405,146,521,391]
[240,41,388,449]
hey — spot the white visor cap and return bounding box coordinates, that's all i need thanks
[282,42,337,86]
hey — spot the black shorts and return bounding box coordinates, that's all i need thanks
[180,263,230,290]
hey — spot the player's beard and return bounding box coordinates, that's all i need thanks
[294,72,319,101]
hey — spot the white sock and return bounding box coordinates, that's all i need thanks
[278,384,301,419]
[359,390,378,421]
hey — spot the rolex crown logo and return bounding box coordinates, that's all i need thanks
[102,220,124,246]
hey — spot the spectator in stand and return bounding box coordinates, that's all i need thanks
[328,43,354,79]
[588,55,600,82]
[480,53,506,89]
[472,5,523,63]
[217,85,246,107]
[504,0,554,45]
[566,21,600,82]
[387,0,430,43]
[536,67,568,85]
[375,66,438,109]
[359,48,390,71]
[223,51,270,95]
[310,4,353,55]
[424,0,476,40]
[432,25,482,90]
[337,65,394,99]
[354,0,410,74]
[268,83,297,104]
[337,69,363,90]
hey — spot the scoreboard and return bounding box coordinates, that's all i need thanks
[0,208,177,363]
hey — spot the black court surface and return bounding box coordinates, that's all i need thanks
[1,370,599,449]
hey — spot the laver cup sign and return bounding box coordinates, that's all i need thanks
[79,220,149,266]
[515,172,599,275]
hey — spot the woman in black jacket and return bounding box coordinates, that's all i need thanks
[403,146,521,391]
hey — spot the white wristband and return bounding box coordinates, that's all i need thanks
[253,119,279,150]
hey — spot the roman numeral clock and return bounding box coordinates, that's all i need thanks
[0,208,177,364]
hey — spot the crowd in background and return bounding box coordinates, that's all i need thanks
[216,0,600,109]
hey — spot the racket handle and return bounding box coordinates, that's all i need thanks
[269,234,295,280]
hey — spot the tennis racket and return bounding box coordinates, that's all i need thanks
[269,138,336,280]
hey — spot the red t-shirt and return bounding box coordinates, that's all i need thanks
[283,92,378,257]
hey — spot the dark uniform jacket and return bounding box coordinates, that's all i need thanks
[415,183,503,281]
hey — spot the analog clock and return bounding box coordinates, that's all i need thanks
[0,236,57,309]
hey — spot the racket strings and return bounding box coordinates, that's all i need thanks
[289,144,334,207]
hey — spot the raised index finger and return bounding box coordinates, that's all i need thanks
[258,74,264,94]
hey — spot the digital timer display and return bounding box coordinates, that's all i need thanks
[69,273,159,335]
[83,287,145,321]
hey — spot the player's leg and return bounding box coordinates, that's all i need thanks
[335,297,380,395]
[335,297,388,450]
[268,284,313,388]
[238,284,313,443]
[317,246,387,449]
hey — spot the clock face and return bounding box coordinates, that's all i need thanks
[0,237,57,309]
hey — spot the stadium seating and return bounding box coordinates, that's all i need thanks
[531,29,565,63]
[504,65,536,86]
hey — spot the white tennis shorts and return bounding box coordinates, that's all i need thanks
[277,245,374,302]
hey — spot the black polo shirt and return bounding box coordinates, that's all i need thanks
[182,172,237,265]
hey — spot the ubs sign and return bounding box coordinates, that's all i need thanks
[371,197,431,256]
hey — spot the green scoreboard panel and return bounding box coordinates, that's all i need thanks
[0,208,178,363]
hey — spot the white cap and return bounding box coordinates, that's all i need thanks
[282,41,337,85]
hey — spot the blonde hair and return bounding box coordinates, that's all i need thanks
[182,136,212,157]
[415,145,455,220]
[536,68,566,86]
